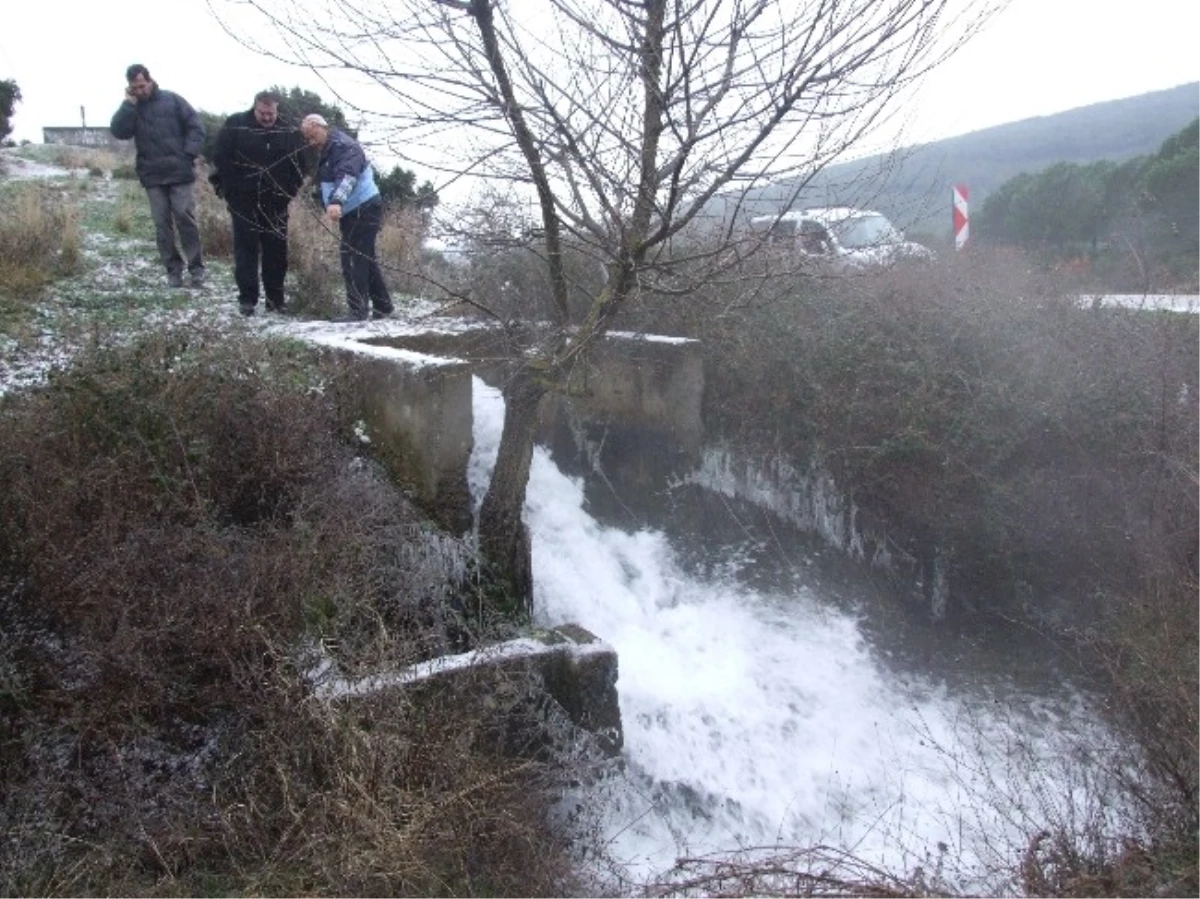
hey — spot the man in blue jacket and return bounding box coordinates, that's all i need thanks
[209,91,307,316]
[110,64,206,289]
[300,114,393,322]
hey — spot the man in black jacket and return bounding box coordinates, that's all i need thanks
[110,64,206,289]
[209,91,307,316]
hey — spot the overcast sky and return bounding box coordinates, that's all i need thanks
[3,0,1198,198]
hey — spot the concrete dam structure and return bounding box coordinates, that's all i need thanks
[293,320,706,757]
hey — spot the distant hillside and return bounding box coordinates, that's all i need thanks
[713,82,1200,240]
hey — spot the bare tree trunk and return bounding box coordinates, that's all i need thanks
[236,0,993,618]
[477,367,549,616]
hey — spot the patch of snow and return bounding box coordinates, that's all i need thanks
[0,150,83,181]
[1077,293,1199,313]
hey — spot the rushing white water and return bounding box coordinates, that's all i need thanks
[468,377,1104,894]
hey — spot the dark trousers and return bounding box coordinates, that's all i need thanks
[145,182,203,277]
[230,200,289,307]
[338,198,392,318]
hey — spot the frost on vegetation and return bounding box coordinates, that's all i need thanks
[84,231,143,254]
[0,338,76,399]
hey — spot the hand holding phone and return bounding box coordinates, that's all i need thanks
[125,87,137,104]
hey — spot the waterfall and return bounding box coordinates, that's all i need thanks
[469,376,1110,895]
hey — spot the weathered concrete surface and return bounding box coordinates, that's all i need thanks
[319,343,475,535]
[43,127,131,151]
[332,325,704,534]
[549,333,704,449]
[539,334,705,524]
[315,624,623,756]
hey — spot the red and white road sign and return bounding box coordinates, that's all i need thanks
[953,184,969,250]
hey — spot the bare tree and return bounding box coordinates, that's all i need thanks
[219,0,996,610]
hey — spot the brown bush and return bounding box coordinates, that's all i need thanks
[0,181,82,297]
[286,197,345,318]
[1053,573,1200,898]
[625,247,1198,619]
[43,146,128,174]
[377,205,429,296]
[192,168,233,259]
[0,327,584,896]
[283,201,434,317]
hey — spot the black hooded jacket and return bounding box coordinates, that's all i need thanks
[208,109,307,209]
[110,83,205,188]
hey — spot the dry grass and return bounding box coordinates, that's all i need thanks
[0,181,82,297]
[378,205,429,295]
[287,197,345,318]
[113,191,137,233]
[286,201,433,317]
[42,145,128,175]
[0,327,589,896]
[647,845,944,897]
[193,164,233,259]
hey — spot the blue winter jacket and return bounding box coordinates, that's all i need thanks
[316,129,380,215]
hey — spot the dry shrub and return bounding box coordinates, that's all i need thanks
[287,197,344,318]
[647,845,939,897]
[626,246,1199,622]
[0,327,584,896]
[286,201,433,317]
[45,145,127,175]
[113,195,136,233]
[1048,573,1200,898]
[192,167,233,259]
[0,181,82,296]
[377,205,428,295]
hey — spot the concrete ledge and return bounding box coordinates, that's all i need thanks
[312,624,623,756]
[315,341,475,534]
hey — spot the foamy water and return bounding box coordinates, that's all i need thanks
[469,376,1104,894]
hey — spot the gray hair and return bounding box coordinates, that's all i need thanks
[301,114,329,129]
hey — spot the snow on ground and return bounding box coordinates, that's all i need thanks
[1078,293,1200,313]
[0,151,90,181]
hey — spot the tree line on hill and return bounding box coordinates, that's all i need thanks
[975,118,1199,291]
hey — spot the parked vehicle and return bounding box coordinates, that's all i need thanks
[749,206,935,271]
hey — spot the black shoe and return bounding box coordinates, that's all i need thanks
[372,307,393,320]
[238,303,256,317]
[265,301,290,315]
[167,272,184,289]
[189,271,206,289]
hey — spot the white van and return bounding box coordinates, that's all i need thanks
[748,206,935,271]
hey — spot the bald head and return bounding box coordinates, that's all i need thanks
[300,114,330,147]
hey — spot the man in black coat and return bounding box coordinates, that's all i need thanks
[110,64,206,289]
[209,91,308,316]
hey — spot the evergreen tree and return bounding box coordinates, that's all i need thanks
[375,165,440,211]
[0,79,21,142]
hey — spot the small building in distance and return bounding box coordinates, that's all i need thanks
[42,127,130,153]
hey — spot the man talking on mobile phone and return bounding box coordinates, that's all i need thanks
[110,64,207,289]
